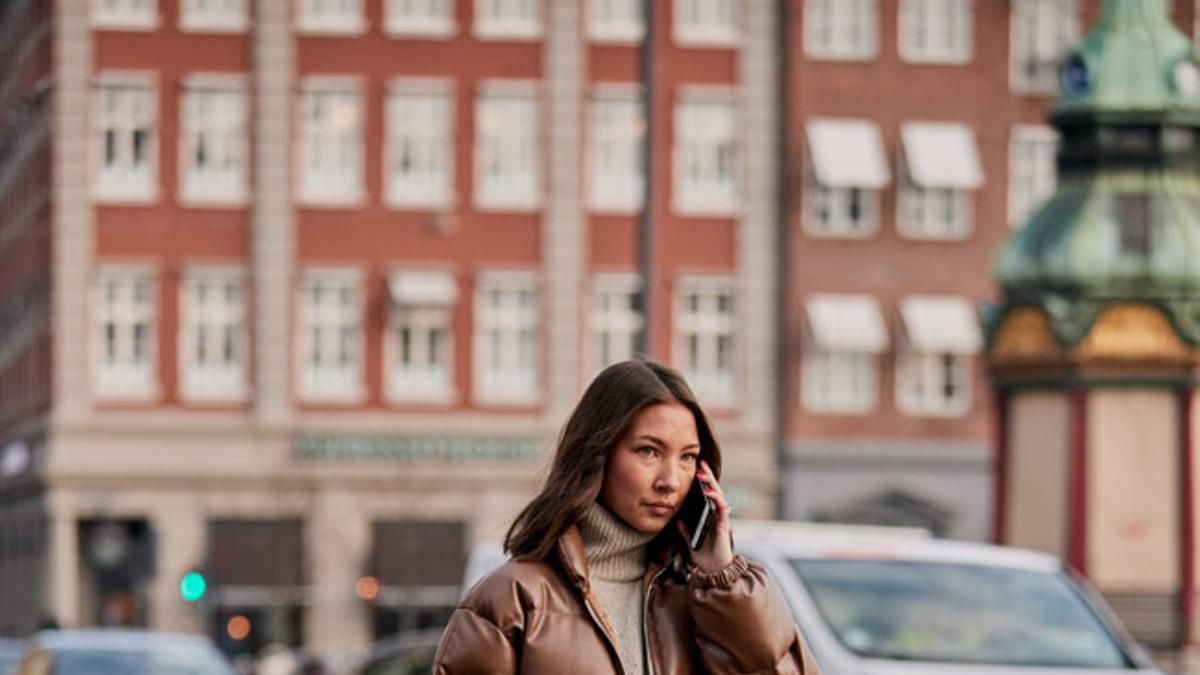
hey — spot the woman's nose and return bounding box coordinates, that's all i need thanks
[654,464,683,492]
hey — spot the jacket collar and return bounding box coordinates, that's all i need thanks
[556,521,686,594]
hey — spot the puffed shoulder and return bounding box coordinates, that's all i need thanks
[457,559,565,630]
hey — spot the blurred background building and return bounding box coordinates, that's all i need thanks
[1,0,1197,661]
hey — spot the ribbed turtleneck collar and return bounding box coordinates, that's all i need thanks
[579,502,656,583]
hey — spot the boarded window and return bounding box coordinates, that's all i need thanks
[1116,194,1150,256]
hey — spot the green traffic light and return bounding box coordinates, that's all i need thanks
[180,571,207,602]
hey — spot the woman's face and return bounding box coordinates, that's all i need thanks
[600,402,701,534]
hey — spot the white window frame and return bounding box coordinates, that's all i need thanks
[179,75,248,205]
[92,73,159,204]
[179,0,248,32]
[587,0,644,43]
[804,0,878,61]
[1008,124,1059,229]
[386,79,455,208]
[179,266,247,402]
[474,271,539,405]
[295,0,366,35]
[673,0,738,47]
[801,338,877,414]
[588,273,643,376]
[1010,0,1080,93]
[296,268,365,403]
[91,0,159,30]
[297,78,364,206]
[673,276,736,407]
[386,274,457,404]
[898,0,972,64]
[92,265,158,401]
[673,89,739,216]
[897,159,972,241]
[386,0,456,36]
[474,0,541,40]
[895,333,972,417]
[587,87,644,213]
[474,82,541,211]
[803,162,879,238]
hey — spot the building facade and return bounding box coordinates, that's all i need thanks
[0,0,781,657]
[780,0,1199,542]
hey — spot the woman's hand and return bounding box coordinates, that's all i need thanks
[687,459,733,573]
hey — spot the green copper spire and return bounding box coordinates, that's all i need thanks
[1055,0,1200,117]
[990,0,1200,347]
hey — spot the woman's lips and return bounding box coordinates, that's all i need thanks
[647,503,674,516]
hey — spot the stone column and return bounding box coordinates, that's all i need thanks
[148,498,206,634]
[542,0,585,424]
[306,491,371,658]
[252,0,295,431]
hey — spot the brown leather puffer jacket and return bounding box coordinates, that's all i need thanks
[433,525,821,674]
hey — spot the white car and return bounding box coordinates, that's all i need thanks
[734,521,1165,675]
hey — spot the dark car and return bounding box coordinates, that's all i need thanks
[15,629,235,675]
[354,629,444,675]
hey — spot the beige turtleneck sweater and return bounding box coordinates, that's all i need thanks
[579,502,656,675]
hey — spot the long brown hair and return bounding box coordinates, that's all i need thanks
[504,359,722,560]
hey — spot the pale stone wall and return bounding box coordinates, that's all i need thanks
[1088,389,1179,591]
[1005,390,1069,558]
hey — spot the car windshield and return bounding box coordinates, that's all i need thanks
[790,558,1131,668]
[51,645,235,675]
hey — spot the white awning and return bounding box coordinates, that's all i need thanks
[805,294,889,353]
[806,119,890,189]
[899,295,982,354]
[900,122,984,189]
[388,271,457,305]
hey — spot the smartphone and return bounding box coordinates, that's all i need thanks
[680,479,715,551]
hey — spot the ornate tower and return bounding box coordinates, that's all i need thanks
[988,0,1200,648]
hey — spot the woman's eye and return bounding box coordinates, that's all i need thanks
[682,453,699,464]
[636,446,656,456]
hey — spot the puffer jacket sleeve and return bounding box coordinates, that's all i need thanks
[433,605,518,675]
[687,555,822,675]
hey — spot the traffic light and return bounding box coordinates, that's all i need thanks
[180,570,208,603]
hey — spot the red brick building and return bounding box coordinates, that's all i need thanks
[0,0,781,656]
[780,0,1198,541]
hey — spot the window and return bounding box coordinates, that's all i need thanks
[296,0,365,33]
[804,0,877,60]
[386,271,457,403]
[895,295,981,417]
[93,77,157,202]
[475,84,540,210]
[674,277,735,405]
[673,0,737,46]
[801,294,887,414]
[804,119,889,238]
[587,0,643,42]
[91,0,157,29]
[589,274,642,374]
[1008,125,1058,228]
[93,266,157,399]
[297,269,363,402]
[474,272,538,404]
[898,0,971,63]
[588,90,644,212]
[180,80,247,204]
[803,349,876,413]
[387,81,454,207]
[1011,0,1079,92]
[298,80,363,205]
[179,267,246,401]
[179,0,247,31]
[474,0,540,39]
[386,0,454,35]
[674,93,738,215]
[897,122,982,240]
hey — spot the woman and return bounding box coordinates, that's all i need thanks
[434,359,820,674]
